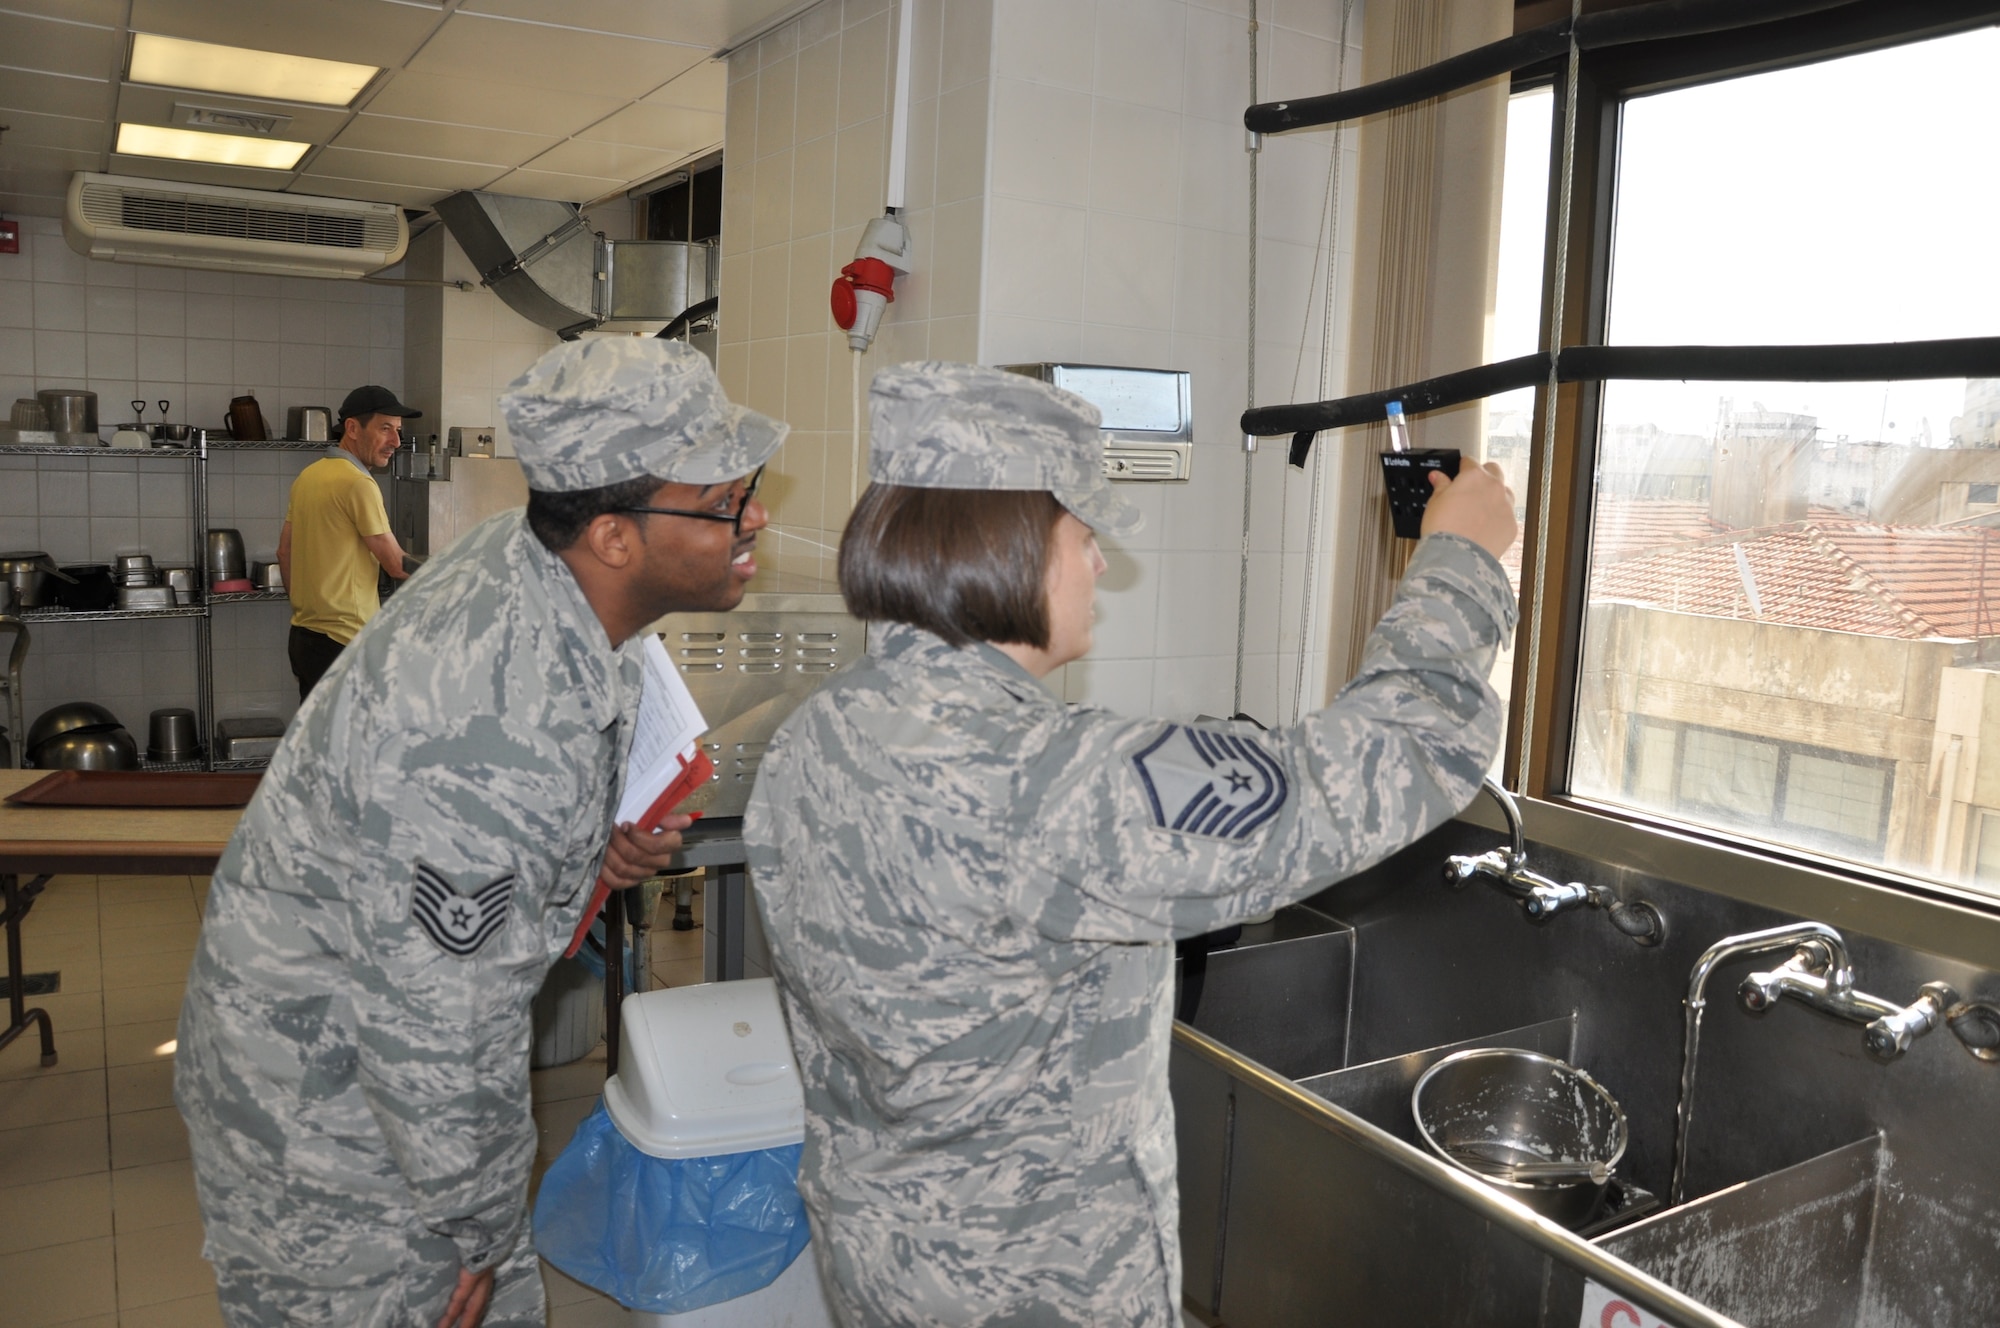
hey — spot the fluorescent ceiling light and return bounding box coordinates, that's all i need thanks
[117,122,311,171]
[130,33,378,107]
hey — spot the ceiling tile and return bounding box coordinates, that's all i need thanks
[293,174,451,210]
[306,146,504,192]
[332,113,557,166]
[0,0,126,28]
[577,102,723,152]
[114,85,354,145]
[0,69,118,122]
[0,163,80,195]
[127,0,438,71]
[0,108,111,154]
[0,11,122,80]
[363,70,624,138]
[407,12,708,101]
[5,143,103,175]
[643,59,727,111]
[0,189,68,217]
[459,0,755,46]
[524,138,682,181]
[107,153,301,192]
[483,166,626,205]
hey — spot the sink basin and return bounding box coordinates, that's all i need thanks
[1598,1134,2000,1327]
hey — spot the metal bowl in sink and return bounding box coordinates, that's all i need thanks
[1412,1047,1628,1228]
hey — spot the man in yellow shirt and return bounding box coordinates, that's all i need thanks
[278,385,419,698]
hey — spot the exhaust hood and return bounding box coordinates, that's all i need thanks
[434,190,715,338]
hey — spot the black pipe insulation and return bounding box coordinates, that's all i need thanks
[1245,336,2000,439]
[1244,0,1866,134]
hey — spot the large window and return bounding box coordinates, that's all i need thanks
[1562,26,2000,896]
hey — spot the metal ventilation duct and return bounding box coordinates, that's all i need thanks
[434,190,716,339]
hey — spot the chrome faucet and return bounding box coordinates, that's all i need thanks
[1444,778,1666,944]
[1673,920,1967,1205]
[1739,944,1958,1062]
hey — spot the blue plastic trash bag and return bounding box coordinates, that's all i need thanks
[534,1101,812,1314]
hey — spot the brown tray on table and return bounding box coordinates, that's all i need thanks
[4,770,264,808]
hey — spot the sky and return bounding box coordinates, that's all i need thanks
[1489,26,2000,448]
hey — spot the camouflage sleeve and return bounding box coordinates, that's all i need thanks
[1021,532,1518,942]
[340,714,586,1273]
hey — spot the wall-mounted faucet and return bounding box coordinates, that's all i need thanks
[1672,919,1987,1205]
[1444,778,1666,946]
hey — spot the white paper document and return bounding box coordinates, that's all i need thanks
[616,634,710,824]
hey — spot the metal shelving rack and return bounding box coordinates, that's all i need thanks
[13,433,316,771]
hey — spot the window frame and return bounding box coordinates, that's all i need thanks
[1506,0,2000,911]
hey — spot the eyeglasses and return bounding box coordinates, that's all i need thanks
[618,467,764,534]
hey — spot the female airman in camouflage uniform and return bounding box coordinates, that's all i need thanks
[746,362,1520,1327]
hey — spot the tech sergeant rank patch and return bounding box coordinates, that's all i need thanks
[411,861,516,957]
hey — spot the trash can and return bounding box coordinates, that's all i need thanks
[533,979,835,1326]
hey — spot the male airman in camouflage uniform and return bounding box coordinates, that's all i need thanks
[176,339,785,1327]
[745,362,1519,1326]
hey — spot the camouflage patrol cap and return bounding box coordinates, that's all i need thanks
[868,361,1143,538]
[500,338,787,492]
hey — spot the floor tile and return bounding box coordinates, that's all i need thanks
[530,1046,607,1105]
[113,1218,213,1310]
[110,1106,189,1170]
[0,1022,106,1079]
[102,983,186,1028]
[96,876,192,900]
[548,1292,631,1327]
[22,930,99,970]
[0,1171,113,1254]
[541,1259,607,1308]
[29,988,106,1032]
[100,950,194,992]
[652,956,705,989]
[0,1066,106,1127]
[97,922,201,959]
[104,1019,181,1069]
[111,1159,201,1234]
[95,897,199,930]
[120,1290,223,1327]
[21,899,101,937]
[532,1095,596,1165]
[108,1060,176,1115]
[0,1234,118,1326]
[0,1116,109,1186]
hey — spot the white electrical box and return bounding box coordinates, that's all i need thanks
[1001,363,1194,482]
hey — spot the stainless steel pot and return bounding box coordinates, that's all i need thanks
[206,529,247,583]
[0,552,77,610]
[286,406,333,442]
[159,565,198,604]
[37,389,97,435]
[251,561,285,591]
[148,707,200,760]
[1412,1048,1628,1229]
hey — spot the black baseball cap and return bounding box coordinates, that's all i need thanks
[337,385,421,426]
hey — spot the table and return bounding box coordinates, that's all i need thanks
[0,769,242,1067]
[0,770,754,1079]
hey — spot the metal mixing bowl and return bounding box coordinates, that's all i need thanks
[25,701,124,754]
[1412,1047,1628,1228]
[31,726,140,770]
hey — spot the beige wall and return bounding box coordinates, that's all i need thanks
[718,0,988,583]
[721,0,1361,724]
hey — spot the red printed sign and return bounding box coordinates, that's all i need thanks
[1580,1279,1671,1328]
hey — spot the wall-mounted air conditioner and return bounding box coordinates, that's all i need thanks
[63,172,409,279]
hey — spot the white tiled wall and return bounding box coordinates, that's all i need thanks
[1,215,410,750]
[0,215,405,441]
[720,0,989,581]
[983,0,1360,722]
[718,0,1360,721]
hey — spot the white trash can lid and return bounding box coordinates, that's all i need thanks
[602,978,805,1159]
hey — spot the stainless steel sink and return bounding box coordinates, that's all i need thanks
[1598,1135,2000,1327]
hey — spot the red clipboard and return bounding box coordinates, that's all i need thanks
[564,746,715,958]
